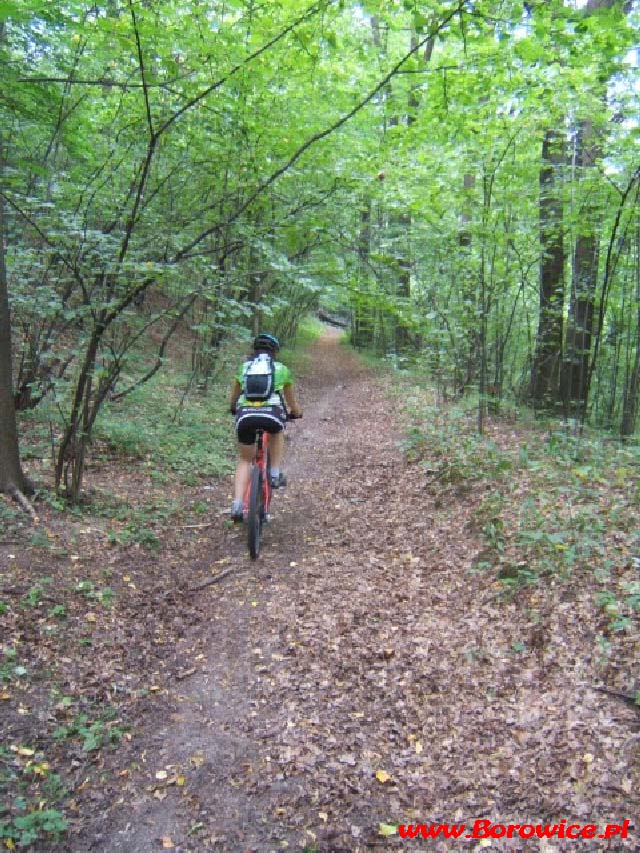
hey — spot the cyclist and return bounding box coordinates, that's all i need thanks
[229,333,302,521]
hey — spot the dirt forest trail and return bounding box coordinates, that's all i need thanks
[77,328,638,853]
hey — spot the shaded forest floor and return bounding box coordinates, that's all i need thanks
[1,328,639,852]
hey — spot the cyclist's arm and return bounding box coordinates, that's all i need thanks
[283,383,302,418]
[229,380,242,412]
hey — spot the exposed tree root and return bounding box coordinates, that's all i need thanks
[9,486,38,522]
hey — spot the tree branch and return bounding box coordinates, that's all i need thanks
[156,0,335,137]
[128,0,154,138]
[17,75,190,89]
[174,0,467,262]
[109,0,334,270]
[110,292,199,401]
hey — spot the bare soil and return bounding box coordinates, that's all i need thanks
[1,328,638,852]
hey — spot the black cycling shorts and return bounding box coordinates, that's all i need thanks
[235,404,286,446]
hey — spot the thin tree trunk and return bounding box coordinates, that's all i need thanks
[458,171,478,395]
[394,33,422,355]
[352,197,375,348]
[529,129,565,409]
[620,328,640,438]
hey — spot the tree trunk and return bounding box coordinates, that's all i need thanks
[352,196,376,349]
[393,33,421,355]
[394,32,434,355]
[620,224,640,438]
[560,0,627,417]
[0,137,32,496]
[561,119,600,416]
[529,129,566,409]
[620,327,640,439]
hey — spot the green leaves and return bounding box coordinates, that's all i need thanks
[53,712,125,752]
[513,36,546,64]
[4,0,639,502]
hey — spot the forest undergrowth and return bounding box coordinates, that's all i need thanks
[0,329,638,851]
[400,387,640,661]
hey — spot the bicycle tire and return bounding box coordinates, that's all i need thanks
[247,464,263,559]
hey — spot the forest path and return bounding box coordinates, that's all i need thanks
[76,328,637,852]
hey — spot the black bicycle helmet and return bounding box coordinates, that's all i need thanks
[253,333,280,353]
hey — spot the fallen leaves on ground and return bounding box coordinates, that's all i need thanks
[1,331,638,852]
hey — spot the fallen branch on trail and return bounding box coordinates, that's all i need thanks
[187,566,237,590]
[158,565,239,600]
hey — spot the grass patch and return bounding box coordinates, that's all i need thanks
[93,372,234,482]
[0,500,21,527]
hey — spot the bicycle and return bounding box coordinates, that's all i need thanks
[243,413,301,559]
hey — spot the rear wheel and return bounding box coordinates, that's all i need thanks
[247,465,263,559]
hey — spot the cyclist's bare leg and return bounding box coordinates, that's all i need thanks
[233,430,285,503]
[233,443,255,503]
[269,431,284,471]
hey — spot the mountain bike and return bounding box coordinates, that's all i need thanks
[243,414,301,559]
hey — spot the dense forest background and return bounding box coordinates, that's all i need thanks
[1,0,639,501]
